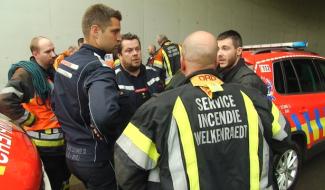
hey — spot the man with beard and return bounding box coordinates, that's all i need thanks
[115,33,164,117]
[216,30,267,95]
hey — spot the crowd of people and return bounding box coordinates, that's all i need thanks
[0,3,292,190]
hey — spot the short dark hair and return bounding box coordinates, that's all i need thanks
[82,4,122,37]
[117,33,141,54]
[77,38,84,46]
[217,30,242,48]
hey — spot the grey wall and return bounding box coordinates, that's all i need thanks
[0,0,324,87]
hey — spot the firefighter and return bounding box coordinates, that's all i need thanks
[153,34,182,85]
[0,36,70,190]
[114,31,291,190]
[217,30,268,95]
[53,4,127,189]
[115,33,164,118]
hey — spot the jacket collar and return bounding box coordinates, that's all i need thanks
[81,44,107,59]
[219,58,245,82]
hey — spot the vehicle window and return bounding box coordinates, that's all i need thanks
[282,60,300,93]
[273,62,285,93]
[314,59,325,81]
[291,59,322,92]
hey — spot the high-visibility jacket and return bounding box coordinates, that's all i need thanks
[153,41,182,84]
[114,70,290,190]
[0,60,63,149]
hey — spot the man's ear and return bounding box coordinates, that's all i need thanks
[90,25,100,39]
[32,50,38,57]
[237,47,243,57]
[180,55,186,74]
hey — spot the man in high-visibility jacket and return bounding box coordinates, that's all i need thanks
[153,34,182,85]
[0,36,70,190]
[114,31,291,190]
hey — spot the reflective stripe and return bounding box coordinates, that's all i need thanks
[259,115,270,189]
[153,60,163,68]
[61,60,79,70]
[241,91,260,190]
[115,68,121,74]
[117,123,160,168]
[162,50,173,79]
[147,77,160,86]
[173,97,199,190]
[0,166,6,175]
[16,110,30,124]
[93,53,108,67]
[0,86,23,98]
[168,116,188,189]
[118,85,135,91]
[57,68,72,78]
[31,138,65,147]
[148,167,160,182]
[145,66,157,71]
[271,103,288,140]
[26,130,63,140]
[22,112,35,126]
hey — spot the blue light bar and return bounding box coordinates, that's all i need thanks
[243,41,308,49]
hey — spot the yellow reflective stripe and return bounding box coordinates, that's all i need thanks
[32,138,64,147]
[271,103,281,136]
[162,50,173,78]
[123,123,159,163]
[0,166,6,175]
[241,92,259,190]
[23,113,35,126]
[153,60,163,68]
[45,129,52,134]
[173,97,199,190]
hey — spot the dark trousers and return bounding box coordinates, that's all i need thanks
[40,154,71,190]
[66,159,117,190]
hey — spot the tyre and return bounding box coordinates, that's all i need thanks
[274,141,302,190]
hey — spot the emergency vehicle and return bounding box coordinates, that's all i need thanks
[0,116,49,190]
[242,41,325,190]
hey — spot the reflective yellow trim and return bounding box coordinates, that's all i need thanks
[32,138,64,147]
[271,103,281,136]
[173,97,200,190]
[241,91,259,190]
[310,120,319,141]
[45,129,52,134]
[123,123,160,163]
[0,166,6,175]
[162,50,173,79]
[153,60,163,68]
[301,123,310,144]
[23,113,35,126]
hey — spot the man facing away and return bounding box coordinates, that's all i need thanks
[217,30,268,95]
[114,31,291,190]
[146,44,156,66]
[153,34,182,85]
[0,36,70,190]
[115,33,164,117]
[53,4,126,189]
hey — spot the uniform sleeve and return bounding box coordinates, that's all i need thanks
[114,95,167,190]
[0,68,35,125]
[240,85,291,153]
[85,66,123,137]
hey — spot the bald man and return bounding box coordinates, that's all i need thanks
[114,31,290,190]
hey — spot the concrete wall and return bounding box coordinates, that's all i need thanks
[0,0,324,86]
